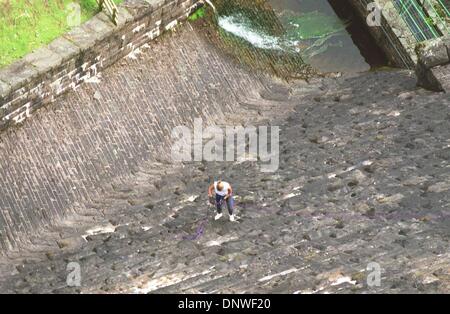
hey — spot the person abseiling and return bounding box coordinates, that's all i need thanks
[208,180,236,222]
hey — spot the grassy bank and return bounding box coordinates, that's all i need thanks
[0,0,122,68]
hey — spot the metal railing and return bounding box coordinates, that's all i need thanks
[97,0,119,25]
[424,0,450,34]
[435,0,450,17]
[392,0,447,42]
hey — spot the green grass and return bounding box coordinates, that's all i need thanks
[0,0,123,69]
[188,7,206,21]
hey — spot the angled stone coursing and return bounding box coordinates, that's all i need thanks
[0,0,201,131]
[416,35,450,92]
[0,20,270,254]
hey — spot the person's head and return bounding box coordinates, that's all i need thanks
[217,181,224,191]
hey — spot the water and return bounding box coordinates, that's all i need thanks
[218,14,283,50]
[216,0,387,73]
[273,0,371,73]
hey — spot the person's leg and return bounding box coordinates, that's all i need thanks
[215,194,224,220]
[226,196,234,216]
[216,194,224,214]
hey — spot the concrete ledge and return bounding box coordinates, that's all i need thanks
[24,47,63,75]
[0,79,11,100]
[0,0,201,131]
[0,60,38,92]
[416,35,450,92]
[48,37,81,63]
[418,38,450,69]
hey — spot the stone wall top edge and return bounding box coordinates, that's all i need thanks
[0,0,169,104]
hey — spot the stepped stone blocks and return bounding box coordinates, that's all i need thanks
[416,35,450,92]
[0,0,201,132]
[0,20,271,254]
[0,10,449,292]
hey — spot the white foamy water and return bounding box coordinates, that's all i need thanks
[218,15,283,50]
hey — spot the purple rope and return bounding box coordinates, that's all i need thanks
[181,198,225,241]
[182,217,208,240]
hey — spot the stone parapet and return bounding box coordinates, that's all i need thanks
[0,0,201,131]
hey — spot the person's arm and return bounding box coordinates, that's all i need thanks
[208,184,215,197]
[225,185,232,199]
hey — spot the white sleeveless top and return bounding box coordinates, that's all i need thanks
[214,181,231,196]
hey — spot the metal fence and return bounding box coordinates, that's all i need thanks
[392,0,447,42]
[97,0,119,25]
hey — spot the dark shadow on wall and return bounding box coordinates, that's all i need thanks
[328,0,389,69]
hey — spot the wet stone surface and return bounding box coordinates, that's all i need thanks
[0,24,449,293]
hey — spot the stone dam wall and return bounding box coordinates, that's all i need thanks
[0,0,209,252]
[0,0,447,256]
[346,0,417,69]
[0,0,201,132]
